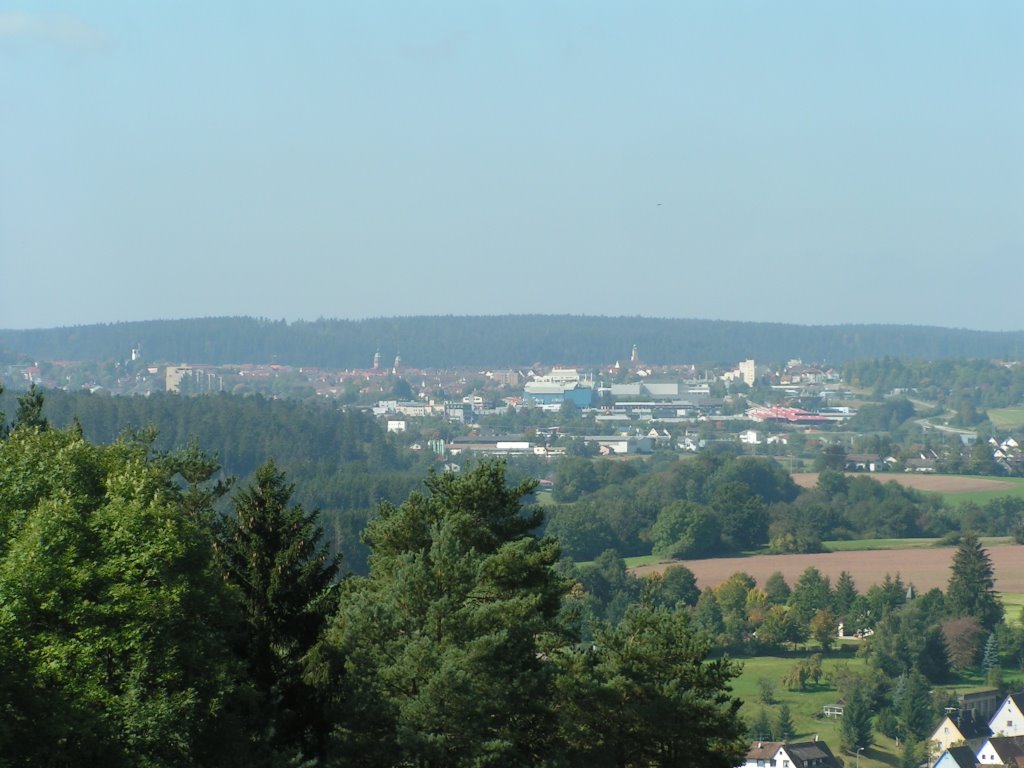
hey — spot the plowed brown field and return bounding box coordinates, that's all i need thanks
[790,472,1016,493]
[632,545,1024,593]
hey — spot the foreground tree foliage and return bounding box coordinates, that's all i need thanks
[553,604,747,768]
[309,461,747,767]
[0,426,248,767]
[215,458,340,762]
[309,463,569,766]
[0,429,747,767]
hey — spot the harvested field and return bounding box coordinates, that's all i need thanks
[791,471,1017,493]
[632,544,1024,593]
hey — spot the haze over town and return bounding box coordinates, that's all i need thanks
[2,3,1021,331]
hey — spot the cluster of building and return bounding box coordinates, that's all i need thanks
[735,690,1024,768]
[930,690,1024,766]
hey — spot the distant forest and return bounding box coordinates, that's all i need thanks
[4,315,1024,367]
[0,388,429,574]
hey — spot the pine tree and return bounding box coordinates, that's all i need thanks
[833,570,859,619]
[216,458,339,761]
[947,532,1003,630]
[899,739,927,768]
[840,681,874,755]
[749,708,773,741]
[897,669,934,741]
[776,703,796,741]
[311,462,568,767]
[983,631,1002,687]
[14,383,47,431]
[557,604,748,768]
[983,631,1000,674]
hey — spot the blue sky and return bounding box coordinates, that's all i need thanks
[1,2,1021,331]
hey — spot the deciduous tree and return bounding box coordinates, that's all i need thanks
[0,427,245,766]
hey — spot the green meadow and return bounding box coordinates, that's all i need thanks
[988,408,1024,431]
[731,648,898,767]
[731,644,1024,768]
[943,477,1024,506]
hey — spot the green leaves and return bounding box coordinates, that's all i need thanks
[0,427,242,766]
[315,461,566,767]
[553,604,747,768]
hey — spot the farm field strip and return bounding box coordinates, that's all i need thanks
[634,544,1024,593]
[790,472,1021,494]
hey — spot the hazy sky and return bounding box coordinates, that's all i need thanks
[2,2,1021,331]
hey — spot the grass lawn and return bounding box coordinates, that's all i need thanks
[534,489,555,507]
[1002,592,1024,625]
[573,554,666,569]
[823,536,1014,552]
[732,647,1024,768]
[731,647,901,767]
[945,477,1024,506]
[988,408,1024,431]
[823,538,939,551]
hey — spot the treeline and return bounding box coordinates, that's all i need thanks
[0,426,748,768]
[5,315,1024,367]
[0,387,430,574]
[845,357,1024,416]
[544,456,1024,561]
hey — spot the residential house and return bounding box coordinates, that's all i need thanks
[931,709,991,757]
[933,745,984,768]
[739,429,762,445]
[739,739,841,768]
[976,735,1024,764]
[583,435,654,455]
[845,454,882,472]
[990,694,1024,737]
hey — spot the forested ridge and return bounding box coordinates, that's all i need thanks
[4,315,1024,367]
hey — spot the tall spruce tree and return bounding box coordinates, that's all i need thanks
[776,703,796,742]
[215,458,339,762]
[749,708,773,741]
[310,462,567,767]
[947,532,1003,631]
[839,680,874,755]
[897,669,934,741]
[983,632,1002,686]
[14,382,47,431]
